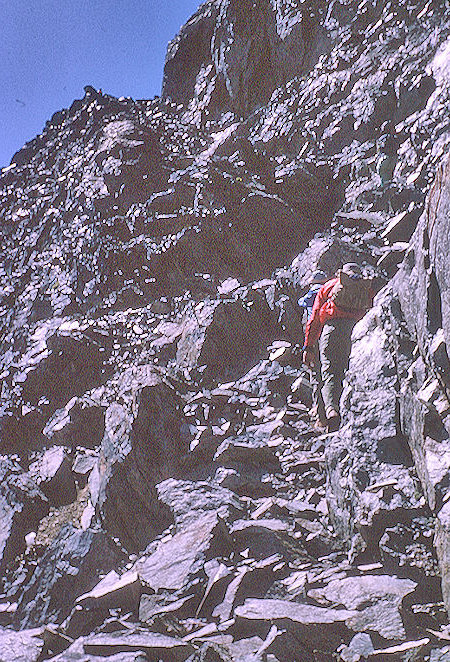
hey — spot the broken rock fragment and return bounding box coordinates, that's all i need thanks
[76,569,142,614]
[0,457,48,573]
[156,478,244,526]
[51,638,147,661]
[27,445,76,506]
[83,631,194,660]
[234,598,357,653]
[136,512,230,593]
[0,627,44,662]
[308,574,417,640]
[96,369,189,551]
[13,524,125,628]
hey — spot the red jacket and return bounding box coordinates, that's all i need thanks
[303,277,371,348]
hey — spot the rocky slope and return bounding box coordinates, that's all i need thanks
[0,0,450,660]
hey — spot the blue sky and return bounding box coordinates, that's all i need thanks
[1,0,201,168]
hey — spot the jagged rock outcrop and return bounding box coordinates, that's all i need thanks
[0,458,48,573]
[93,368,190,552]
[163,0,328,117]
[0,0,450,659]
[13,524,125,629]
[326,150,450,617]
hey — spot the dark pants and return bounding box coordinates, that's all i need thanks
[309,346,326,423]
[319,319,356,418]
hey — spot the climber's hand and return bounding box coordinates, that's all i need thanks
[302,347,316,368]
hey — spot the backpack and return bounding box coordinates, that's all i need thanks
[298,283,321,317]
[329,270,372,311]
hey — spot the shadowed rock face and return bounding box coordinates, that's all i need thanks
[396,158,450,608]
[13,524,125,629]
[95,372,189,552]
[0,0,450,659]
[163,0,329,117]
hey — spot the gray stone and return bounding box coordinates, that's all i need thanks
[325,294,422,553]
[27,446,76,506]
[339,633,375,662]
[52,638,147,661]
[175,294,279,382]
[83,631,193,660]
[235,597,356,624]
[4,324,111,447]
[156,479,243,527]
[235,598,357,652]
[1,0,450,647]
[0,627,44,662]
[95,368,189,552]
[430,646,450,662]
[184,641,232,662]
[214,438,279,466]
[136,512,229,592]
[76,569,142,613]
[230,518,291,534]
[229,517,297,562]
[227,635,268,661]
[72,450,98,478]
[43,398,105,450]
[436,503,450,611]
[214,465,277,498]
[308,574,417,639]
[0,457,48,573]
[139,594,195,623]
[376,243,408,272]
[379,517,441,589]
[380,209,421,243]
[213,567,252,622]
[163,0,326,116]
[393,156,450,610]
[13,524,125,628]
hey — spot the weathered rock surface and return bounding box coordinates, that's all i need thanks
[163,0,331,118]
[83,631,194,660]
[235,598,357,656]
[94,368,190,551]
[327,140,450,621]
[308,574,417,640]
[0,0,449,660]
[0,627,44,661]
[13,524,125,628]
[0,458,48,573]
[136,512,229,592]
[27,446,77,506]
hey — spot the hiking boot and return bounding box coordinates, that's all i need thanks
[313,419,327,432]
[326,410,340,433]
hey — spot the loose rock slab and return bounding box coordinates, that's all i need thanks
[0,457,48,572]
[137,513,227,591]
[50,637,150,661]
[83,631,194,660]
[76,569,141,613]
[308,574,417,640]
[0,626,44,662]
[14,524,125,628]
[235,598,357,624]
[235,598,357,651]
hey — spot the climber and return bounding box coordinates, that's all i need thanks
[298,270,329,428]
[302,263,373,432]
